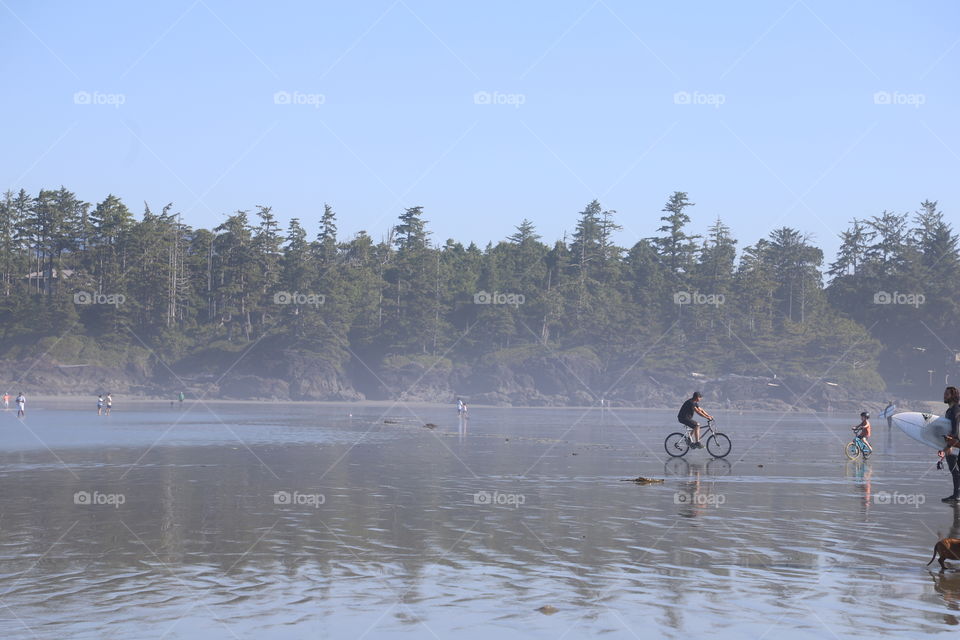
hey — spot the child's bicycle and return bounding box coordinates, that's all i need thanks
[664,419,732,458]
[844,428,872,460]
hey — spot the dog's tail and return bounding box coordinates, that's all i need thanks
[927,544,939,566]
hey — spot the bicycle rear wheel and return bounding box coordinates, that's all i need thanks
[706,433,731,458]
[664,432,690,457]
[844,441,862,460]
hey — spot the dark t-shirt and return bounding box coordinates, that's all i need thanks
[946,404,960,439]
[678,398,699,421]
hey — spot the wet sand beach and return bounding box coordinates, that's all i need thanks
[0,402,955,638]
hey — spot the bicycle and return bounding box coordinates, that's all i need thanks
[844,427,872,460]
[664,419,732,458]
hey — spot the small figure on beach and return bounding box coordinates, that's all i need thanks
[178,391,185,405]
[15,392,25,418]
[97,394,104,415]
[853,411,872,454]
[457,398,468,417]
[883,400,896,428]
[2,393,8,410]
[938,386,960,503]
[105,393,113,416]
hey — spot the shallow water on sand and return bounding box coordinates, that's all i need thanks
[0,401,957,638]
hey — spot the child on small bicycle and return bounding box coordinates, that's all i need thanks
[853,411,872,453]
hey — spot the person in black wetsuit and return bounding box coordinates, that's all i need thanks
[939,386,960,503]
[677,391,713,448]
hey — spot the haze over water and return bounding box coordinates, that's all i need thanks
[0,401,956,639]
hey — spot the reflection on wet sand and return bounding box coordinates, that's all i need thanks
[0,404,958,638]
[847,459,873,516]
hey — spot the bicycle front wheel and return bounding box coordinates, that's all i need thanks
[706,433,731,458]
[664,432,690,457]
[844,441,862,460]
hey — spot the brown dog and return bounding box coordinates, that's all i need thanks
[927,538,960,571]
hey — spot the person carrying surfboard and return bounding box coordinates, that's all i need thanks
[883,400,896,429]
[938,386,960,503]
[678,391,712,448]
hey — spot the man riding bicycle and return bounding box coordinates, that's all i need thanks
[678,391,713,448]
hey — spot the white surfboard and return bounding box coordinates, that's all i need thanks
[892,412,953,450]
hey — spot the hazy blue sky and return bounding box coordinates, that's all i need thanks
[3,1,958,259]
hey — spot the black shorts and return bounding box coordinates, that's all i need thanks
[678,417,699,429]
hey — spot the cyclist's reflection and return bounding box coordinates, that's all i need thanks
[665,460,725,517]
[846,460,872,516]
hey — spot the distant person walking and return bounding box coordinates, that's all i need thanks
[938,386,960,503]
[178,391,185,405]
[97,394,104,415]
[105,393,113,416]
[457,399,465,416]
[15,392,25,418]
[883,400,896,429]
[2,393,9,410]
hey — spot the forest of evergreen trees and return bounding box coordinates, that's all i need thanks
[0,187,957,402]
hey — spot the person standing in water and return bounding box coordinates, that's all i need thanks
[15,392,25,418]
[105,393,113,416]
[939,386,960,503]
[883,400,896,429]
[97,394,104,415]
